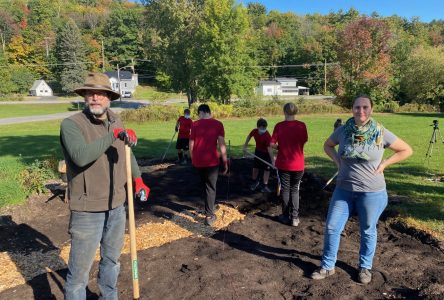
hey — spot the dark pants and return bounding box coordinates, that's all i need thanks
[279,170,304,219]
[196,166,219,216]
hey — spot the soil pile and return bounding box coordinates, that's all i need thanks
[0,158,443,299]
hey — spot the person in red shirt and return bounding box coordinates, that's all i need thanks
[189,104,228,226]
[243,118,273,192]
[175,108,193,164]
[270,102,308,227]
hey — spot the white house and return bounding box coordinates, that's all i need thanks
[105,71,139,96]
[29,80,53,97]
[256,77,309,96]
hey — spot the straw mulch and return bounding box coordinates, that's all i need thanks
[0,204,244,292]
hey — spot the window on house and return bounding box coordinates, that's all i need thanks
[124,83,127,87]
[267,88,272,92]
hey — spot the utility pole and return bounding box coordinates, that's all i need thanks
[117,64,122,102]
[44,38,50,58]
[101,40,105,72]
[324,58,327,95]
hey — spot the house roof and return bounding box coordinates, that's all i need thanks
[276,77,297,81]
[259,80,281,85]
[30,80,48,90]
[105,71,133,80]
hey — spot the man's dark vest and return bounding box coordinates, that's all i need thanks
[62,110,127,212]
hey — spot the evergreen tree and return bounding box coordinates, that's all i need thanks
[55,19,87,93]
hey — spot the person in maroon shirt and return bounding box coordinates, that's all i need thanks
[269,103,308,227]
[175,108,193,164]
[189,104,228,226]
[243,118,273,192]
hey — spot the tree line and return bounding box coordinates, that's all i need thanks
[0,0,443,110]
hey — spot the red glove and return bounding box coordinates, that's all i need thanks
[113,128,138,147]
[134,177,150,202]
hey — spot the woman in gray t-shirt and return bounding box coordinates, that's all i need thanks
[311,95,412,284]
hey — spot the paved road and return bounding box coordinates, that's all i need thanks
[0,98,187,125]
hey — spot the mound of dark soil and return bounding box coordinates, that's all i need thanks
[0,158,443,299]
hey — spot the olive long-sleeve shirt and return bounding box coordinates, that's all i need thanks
[60,118,141,178]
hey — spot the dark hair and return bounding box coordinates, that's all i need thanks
[353,94,373,108]
[257,118,267,128]
[184,108,190,114]
[283,102,298,115]
[197,104,211,114]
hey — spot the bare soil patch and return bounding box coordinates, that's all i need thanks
[0,158,443,299]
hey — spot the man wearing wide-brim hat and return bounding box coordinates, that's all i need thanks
[60,72,150,299]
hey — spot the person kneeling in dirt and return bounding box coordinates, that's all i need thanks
[175,108,193,164]
[243,118,273,192]
[311,95,412,284]
[60,72,150,299]
[269,103,308,227]
[189,104,228,226]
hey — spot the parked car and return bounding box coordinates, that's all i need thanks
[121,91,132,98]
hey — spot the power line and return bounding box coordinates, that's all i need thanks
[0,61,95,68]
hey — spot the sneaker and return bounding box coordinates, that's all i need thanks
[181,159,187,165]
[277,214,290,225]
[250,181,260,191]
[358,268,372,284]
[311,267,336,280]
[205,215,217,226]
[291,218,300,227]
[261,185,272,193]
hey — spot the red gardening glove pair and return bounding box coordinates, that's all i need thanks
[113,128,137,147]
[134,177,150,202]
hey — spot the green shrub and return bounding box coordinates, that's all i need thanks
[397,103,438,113]
[121,105,183,123]
[19,159,57,196]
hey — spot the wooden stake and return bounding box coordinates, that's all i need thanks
[125,145,140,300]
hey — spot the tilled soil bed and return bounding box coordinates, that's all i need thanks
[0,158,443,300]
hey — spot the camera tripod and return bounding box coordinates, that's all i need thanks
[425,121,444,169]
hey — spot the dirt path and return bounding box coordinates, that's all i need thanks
[0,159,443,299]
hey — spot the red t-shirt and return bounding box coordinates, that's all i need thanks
[248,129,271,153]
[190,118,225,168]
[271,120,308,171]
[177,116,193,139]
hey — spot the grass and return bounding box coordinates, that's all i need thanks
[133,85,182,101]
[0,112,443,238]
[0,104,81,118]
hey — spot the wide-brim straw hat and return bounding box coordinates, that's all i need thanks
[74,72,121,101]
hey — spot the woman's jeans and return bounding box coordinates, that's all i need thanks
[64,205,126,300]
[279,170,304,219]
[321,187,388,270]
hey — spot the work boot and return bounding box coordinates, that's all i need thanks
[291,218,300,227]
[261,185,272,193]
[358,268,372,284]
[250,181,260,191]
[311,267,336,280]
[277,214,290,225]
[205,215,217,226]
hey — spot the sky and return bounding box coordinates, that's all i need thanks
[241,0,443,23]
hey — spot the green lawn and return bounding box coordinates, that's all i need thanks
[0,103,80,118]
[0,112,443,238]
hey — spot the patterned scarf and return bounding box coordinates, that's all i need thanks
[341,117,384,160]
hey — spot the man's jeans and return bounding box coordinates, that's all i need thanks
[64,205,126,300]
[321,187,388,270]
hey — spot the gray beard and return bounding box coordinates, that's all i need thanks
[87,103,110,116]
